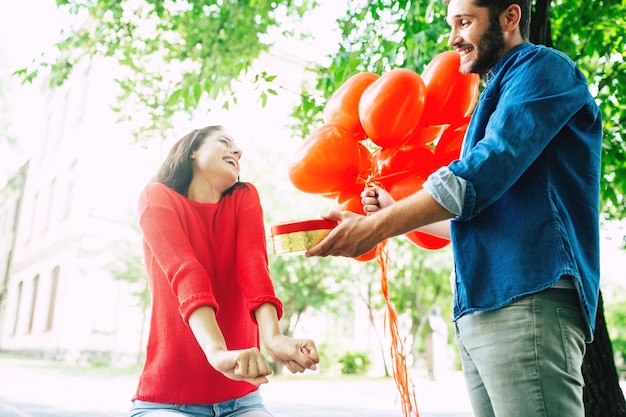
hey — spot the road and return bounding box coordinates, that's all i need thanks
[0,356,473,417]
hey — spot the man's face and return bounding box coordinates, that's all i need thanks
[446,0,506,74]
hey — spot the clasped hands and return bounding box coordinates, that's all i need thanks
[209,335,319,386]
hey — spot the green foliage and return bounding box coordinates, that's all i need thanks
[291,0,451,138]
[386,239,453,315]
[107,237,150,313]
[338,350,371,374]
[289,84,326,141]
[340,238,454,372]
[383,238,454,357]
[299,0,626,218]
[547,0,626,219]
[21,0,626,215]
[19,0,319,139]
[0,66,18,150]
[268,254,355,336]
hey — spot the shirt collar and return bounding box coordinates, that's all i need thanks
[486,42,533,84]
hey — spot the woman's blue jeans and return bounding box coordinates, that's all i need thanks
[130,390,273,417]
[455,288,586,417]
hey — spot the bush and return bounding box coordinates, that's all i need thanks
[338,351,371,375]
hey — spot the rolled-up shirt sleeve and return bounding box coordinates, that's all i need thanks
[423,166,467,217]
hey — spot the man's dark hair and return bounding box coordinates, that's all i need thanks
[443,0,532,40]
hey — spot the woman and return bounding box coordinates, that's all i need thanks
[130,126,319,416]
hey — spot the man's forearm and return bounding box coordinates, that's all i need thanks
[371,189,454,241]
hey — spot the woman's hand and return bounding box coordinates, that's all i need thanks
[207,346,273,386]
[189,306,272,386]
[264,334,320,374]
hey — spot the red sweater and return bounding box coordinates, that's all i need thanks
[133,182,283,404]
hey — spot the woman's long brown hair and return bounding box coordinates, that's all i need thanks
[152,126,245,197]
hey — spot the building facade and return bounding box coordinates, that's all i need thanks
[0,163,28,350]
[0,57,148,365]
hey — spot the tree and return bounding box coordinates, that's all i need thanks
[16,0,319,139]
[268,254,354,338]
[107,238,150,364]
[350,238,455,377]
[349,259,393,376]
[19,1,626,208]
[384,239,453,364]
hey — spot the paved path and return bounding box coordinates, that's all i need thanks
[0,357,473,417]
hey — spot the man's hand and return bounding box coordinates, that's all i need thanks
[361,186,396,214]
[304,210,380,258]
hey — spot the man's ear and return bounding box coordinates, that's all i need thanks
[502,4,522,33]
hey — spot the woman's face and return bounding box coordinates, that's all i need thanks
[190,130,242,196]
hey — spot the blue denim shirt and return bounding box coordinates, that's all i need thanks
[426,43,602,341]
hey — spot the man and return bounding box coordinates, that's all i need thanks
[306,0,602,415]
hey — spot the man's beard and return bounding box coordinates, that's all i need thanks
[470,19,506,74]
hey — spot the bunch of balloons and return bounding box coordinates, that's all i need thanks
[288,51,479,261]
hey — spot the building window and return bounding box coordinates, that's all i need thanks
[0,205,6,237]
[43,177,57,232]
[27,275,40,334]
[46,267,60,331]
[25,192,39,243]
[62,161,77,220]
[12,281,23,335]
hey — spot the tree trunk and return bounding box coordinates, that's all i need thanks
[529,0,553,47]
[583,292,626,417]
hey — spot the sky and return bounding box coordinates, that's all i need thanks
[0,0,624,285]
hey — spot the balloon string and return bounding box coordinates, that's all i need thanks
[376,241,420,417]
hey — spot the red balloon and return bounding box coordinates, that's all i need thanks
[321,142,372,200]
[386,171,430,201]
[434,121,469,166]
[404,124,447,147]
[437,71,479,125]
[420,51,462,124]
[372,145,435,191]
[324,72,380,141]
[330,176,367,205]
[354,247,378,262]
[336,191,366,215]
[459,75,480,119]
[356,142,374,181]
[358,68,427,148]
[288,124,369,194]
[405,230,450,250]
[420,51,480,126]
[386,177,451,250]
